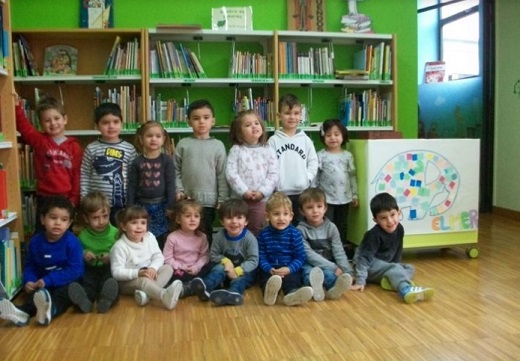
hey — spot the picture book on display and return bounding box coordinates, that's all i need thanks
[80,0,114,29]
[424,61,446,83]
[44,45,78,76]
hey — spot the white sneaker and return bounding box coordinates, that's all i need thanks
[0,299,29,326]
[309,267,325,302]
[283,286,313,306]
[134,290,150,306]
[326,273,352,300]
[34,288,52,325]
[162,280,183,310]
[263,275,282,306]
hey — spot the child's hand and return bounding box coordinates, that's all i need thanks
[350,284,364,291]
[335,268,343,277]
[84,251,96,263]
[352,199,359,208]
[101,254,110,265]
[185,266,197,275]
[145,268,157,280]
[176,191,187,201]
[226,267,238,279]
[174,269,185,277]
[253,191,264,201]
[272,267,291,277]
[223,261,234,273]
[243,190,255,201]
[24,281,38,293]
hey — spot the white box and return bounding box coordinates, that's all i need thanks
[212,6,253,31]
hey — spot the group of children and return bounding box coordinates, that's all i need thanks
[0,93,434,327]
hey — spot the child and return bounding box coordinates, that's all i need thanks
[268,94,318,226]
[68,191,119,313]
[162,199,212,297]
[174,99,229,244]
[109,206,182,310]
[127,121,176,249]
[350,192,435,304]
[80,102,137,225]
[297,188,353,301]
[315,119,358,246]
[226,109,279,235]
[15,96,83,218]
[191,199,259,306]
[0,196,84,326]
[257,192,313,306]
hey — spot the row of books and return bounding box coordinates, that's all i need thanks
[0,227,22,300]
[339,90,392,127]
[278,42,335,79]
[353,42,392,81]
[12,35,38,76]
[18,144,36,190]
[229,48,272,78]
[232,88,275,122]
[150,41,206,79]
[94,85,143,127]
[104,36,141,75]
[22,194,37,235]
[149,95,189,124]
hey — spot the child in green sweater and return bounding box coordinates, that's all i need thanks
[68,191,119,313]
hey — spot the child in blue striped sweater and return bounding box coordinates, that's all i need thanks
[257,192,313,306]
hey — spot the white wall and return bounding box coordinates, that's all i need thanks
[494,1,520,212]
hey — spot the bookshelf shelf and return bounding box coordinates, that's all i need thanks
[14,75,142,85]
[0,212,17,228]
[0,141,12,149]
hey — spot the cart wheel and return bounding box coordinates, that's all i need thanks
[466,247,479,259]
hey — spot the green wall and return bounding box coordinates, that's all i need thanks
[12,0,417,138]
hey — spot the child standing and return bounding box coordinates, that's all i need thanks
[15,96,83,217]
[297,188,353,302]
[257,192,313,306]
[351,192,435,304]
[268,94,318,226]
[315,119,358,246]
[127,121,176,249]
[80,102,137,225]
[162,199,212,298]
[110,206,182,310]
[175,99,229,244]
[0,196,84,326]
[226,110,279,235]
[68,191,119,313]
[191,199,259,306]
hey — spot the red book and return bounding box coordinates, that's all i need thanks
[0,167,7,218]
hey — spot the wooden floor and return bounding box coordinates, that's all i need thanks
[1,213,520,361]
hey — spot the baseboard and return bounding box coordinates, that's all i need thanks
[493,206,520,221]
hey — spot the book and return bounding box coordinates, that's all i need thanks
[43,45,78,76]
[80,0,114,29]
[424,61,446,83]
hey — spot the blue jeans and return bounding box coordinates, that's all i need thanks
[203,263,257,295]
[302,263,338,290]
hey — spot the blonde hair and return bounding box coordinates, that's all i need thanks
[135,121,174,156]
[80,191,110,217]
[116,206,149,238]
[230,109,267,145]
[265,192,292,213]
[172,199,204,232]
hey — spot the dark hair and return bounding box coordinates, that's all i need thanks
[94,102,122,124]
[219,199,249,221]
[319,119,349,146]
[370,192,399,218]
[230,109,268,145]
[172,199,204,232]
[116,206,148,238]
[299,187,326,209]
[40,195,75,220]
[278,93,301,112]
[187,99,214,118]
[36,96,65,120]
[135,121,174,156]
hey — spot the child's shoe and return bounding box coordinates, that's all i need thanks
[68,282,92,313]
[180,281,193,299]
[263,275,282,306]
[134,290,150,306]
[162,280,183,310]
[326,273,352,300]
[191,277,210,302]
[283,286,313,306]
[400,285,434,304]
[210,289,244,306]
[0,298,29,326]
[97,278,119,313]
[34,288,52,325]
[380,276,393,291]
[309,267,325,302]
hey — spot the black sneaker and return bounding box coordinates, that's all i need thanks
[210,289,243,306]
[191,277,210,301]
[68,282,92,313]
[97,278,119,313]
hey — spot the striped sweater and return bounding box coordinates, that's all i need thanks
[257,224,306,274]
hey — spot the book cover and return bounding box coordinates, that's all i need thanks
[424,61,446,83]
[80,0,114,29]
[44,45,78,76]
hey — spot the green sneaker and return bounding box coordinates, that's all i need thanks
[380,277,393,291]
[400,285,434,304]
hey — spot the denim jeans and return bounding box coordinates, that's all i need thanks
[203,263,257,295]
[302,263,338,290]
